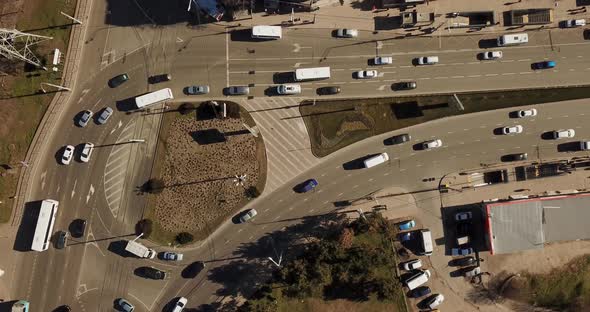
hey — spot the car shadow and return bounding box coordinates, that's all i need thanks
[508,111,521,118]
[273,72,294,84]
[541,131,556,140]
[557,141,580,152]
[264,87,278,97]
[108,240,132,257]
[181,261,205,278]
[478,38,498,49]
[412,143,425,151]
[115,97,137,112]
[492,127,505,135]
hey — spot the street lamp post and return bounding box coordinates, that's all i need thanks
[40,82,70,93]
[129,139,146,143]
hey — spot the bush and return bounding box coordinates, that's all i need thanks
[136,219,153,238]
[176,232,194,245]
[145,178,165,194]
[245,186,260,199]
[178,103,195,115]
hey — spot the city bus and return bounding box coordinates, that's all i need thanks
[134,88,174,109]
[293,67,331,81]
[31,199,59,252]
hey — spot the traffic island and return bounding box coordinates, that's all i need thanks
[143,101,266,245]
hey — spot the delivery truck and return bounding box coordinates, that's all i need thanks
[125,240,156,259]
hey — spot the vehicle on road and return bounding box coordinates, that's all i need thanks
[97,107,113,124]
[317,86,340,95]
[426,294,445,309]
[108,73,129,88]
[497,33,528,46]
[398,219,416,231]
[419,229,433,256]
[185,85,210,95]
[139,266,167,280]
[373,56,393,65]
[239,209,258,223]
[455,211,472,221]
[61,145,74,165]
[148,73,171,84]
[410,286,431,298]
[335,28,358,38]
[402,259,422,270]
[77,110,93,127]
[226,86,250,95]
[405,269,430,290]
[53,305,71,312]
[277,84,302,95]
[135,88,174,108]
[294,67,331,81]
[502,153,528,162]
[482,51,503,60]
[363,152,389,168]
[80,142,94,163]
[416,56,439,65]
[299,179,318,193]
[463,266,481,277]
[392,81,417,91]
[517,108,537,118]
[532,60,556,70]
[451,246,474,256]
[11,300,30,312]
[422,139,442,150]
[31,199,59,252]
[386,133,411,145]
[161,251,184,261]
[562,19,586,28]
[580,141,590,150]
[171,297,188,312]
[251,25,282,39]
[125,240,156,258]
[502,125,523,135]
[400,232,412,242]
[450,256,476,267]
[355,70,378,79]
[55,230,67,249]
[71,219,87,238]
[117,298,134,312]
[553,129,575,139]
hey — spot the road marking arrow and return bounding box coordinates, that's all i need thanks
[40,171,47,190]
[377,85,387,91]
[71,179,77,198]
[292,43,311,53]
[86,184,95,204]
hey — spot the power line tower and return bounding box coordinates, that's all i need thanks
[0,28,53,71]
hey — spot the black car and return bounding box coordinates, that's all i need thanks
[53,305,72,312]
[385,133,411,145]
[501,153,528,162]
[317,86,341,95]
[148,73,171,84]
[410,286,431,298]
[450,256,476,267]
[139,267,167,280]
[392,81,417,91]
[55,231,68,249]
[108,73,129,88]
[71,219,87,238]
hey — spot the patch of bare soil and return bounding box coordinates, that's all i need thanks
[153,110,262,234]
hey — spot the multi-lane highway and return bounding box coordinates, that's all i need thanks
[10,2,590,311]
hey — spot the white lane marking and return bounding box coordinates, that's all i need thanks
[86,184,95,204]
[71,180,77,199]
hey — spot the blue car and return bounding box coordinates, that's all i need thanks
[532,60,556,70]
[299,179,318,193]
[410,286,432,298]
[398,220,416,231]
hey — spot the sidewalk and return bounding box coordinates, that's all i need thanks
[228,0,585,37]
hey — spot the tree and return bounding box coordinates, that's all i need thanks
[144,178,165,194]
[176,232,194,245]
[337,227,354,249]
[136,219,153,238]
[245,186,260,199]
[178,103,195,115]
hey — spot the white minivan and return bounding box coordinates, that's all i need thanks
[497,33,528,46]
[363,152,389,168]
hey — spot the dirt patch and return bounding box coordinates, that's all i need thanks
[147,102,266,243]
[301,85,590,158]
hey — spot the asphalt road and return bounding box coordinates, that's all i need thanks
[10,4,590,311]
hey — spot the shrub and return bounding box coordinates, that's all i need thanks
[136,219,153,238]
[245,186,260,199]
[176,232,194,244]
[178,103,195,115]
[145,178,165,194]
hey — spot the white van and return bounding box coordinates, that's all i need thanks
[497,33,528,46]
[251,26,282,39]
[363,152,389,168]
[418,229,433,256]
[405,269,431,290]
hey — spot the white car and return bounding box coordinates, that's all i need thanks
[427,294,445,309]
[356,70,378,79]
[80,143,94,163]
[402,259,422,271]
[78,110,93,127]
[277,84,301,95]
[580,141,590,151]
[335,28,358,38]
[455,211,472,221]
[502,125,523,135]
[61,145,75,165]
[374,56,393,65]
[482,51,503,60]
[517,108,537,118]
[422,139,442,150]
[416,56,439,65]
[171,297,188,312]
[553,129,575,139]
[563,19,586,28]
[239,209,258,223]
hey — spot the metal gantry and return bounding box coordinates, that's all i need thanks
[0,28,53,70]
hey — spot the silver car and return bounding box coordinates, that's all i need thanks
[335,28,358,38]
[239,209,258,223]
[227,86,250,96]
[422,139,442,150]
[97,107,113,124]
[78,110,93,127]
[117,298,134,312]
[186,85,210,95]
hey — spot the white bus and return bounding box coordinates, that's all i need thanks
[135,88,174,109]
[294,67,331,81]
[31,199,59,252]
[251,25,282,39]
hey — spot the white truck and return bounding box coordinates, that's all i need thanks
[135,88,174,109]
[125,240,156,259]
[293,67,331,81]
[405,269,430,290]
